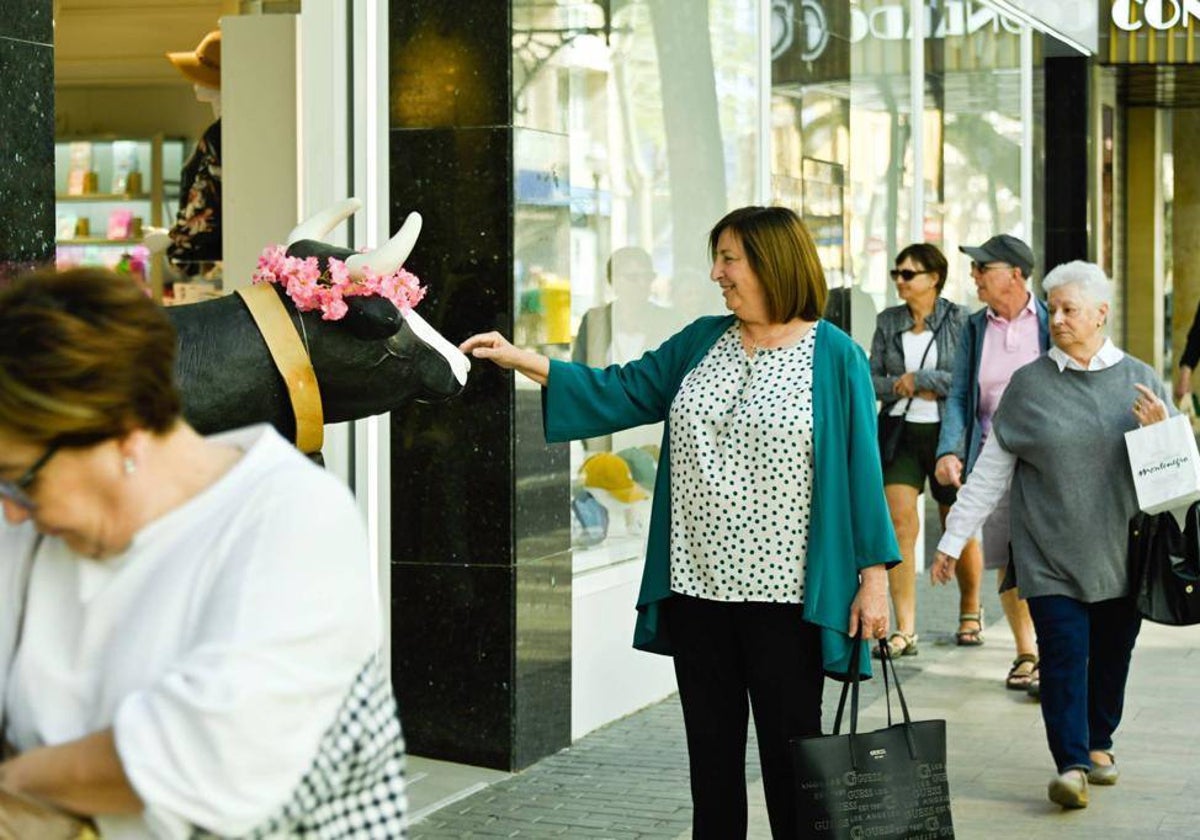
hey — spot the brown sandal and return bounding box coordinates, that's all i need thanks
[1006,654,1038,690]
[955,610,984,646]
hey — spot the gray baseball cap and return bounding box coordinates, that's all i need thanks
[959,234,1034,277]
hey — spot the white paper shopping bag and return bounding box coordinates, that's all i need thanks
[1125,414,1200,515]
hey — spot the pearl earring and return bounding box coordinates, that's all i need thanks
[123,457,137,476]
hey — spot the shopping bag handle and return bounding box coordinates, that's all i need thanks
[831,635,920,767]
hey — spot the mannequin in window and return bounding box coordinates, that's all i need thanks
[165,30,223,276]
[573,246,680,367]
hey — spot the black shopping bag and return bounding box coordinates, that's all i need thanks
[1128,502,1200,626]
[790,638,954,839]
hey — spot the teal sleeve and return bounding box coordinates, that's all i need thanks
[541,319,718,442]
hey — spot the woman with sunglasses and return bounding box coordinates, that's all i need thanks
[0,269,407,837]
[868,244,980,658]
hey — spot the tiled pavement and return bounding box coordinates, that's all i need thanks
[410,572,1200,839]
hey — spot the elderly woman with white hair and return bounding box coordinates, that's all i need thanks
[931,260,1172,810]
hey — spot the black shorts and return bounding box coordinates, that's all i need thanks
[882,421,958,507]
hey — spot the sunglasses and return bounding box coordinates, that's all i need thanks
[970,261,1009,274]
[889,269,929,282]
[0,443,60,511]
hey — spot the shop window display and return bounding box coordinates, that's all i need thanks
[512,0,761,565]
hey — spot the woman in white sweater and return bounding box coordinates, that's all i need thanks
[0,268,406,838]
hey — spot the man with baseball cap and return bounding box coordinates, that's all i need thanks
[934,233,1047,697]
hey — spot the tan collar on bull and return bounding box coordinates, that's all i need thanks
[236,284,325,453]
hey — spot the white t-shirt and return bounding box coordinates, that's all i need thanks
[0,425,400,839]
[888,329,940,423]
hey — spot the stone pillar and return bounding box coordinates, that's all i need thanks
[385,2,572,770]
[1172,110,1200,383]
[0,1,54,284]
[1124,108,1164,369]
[1042,57,1090,273]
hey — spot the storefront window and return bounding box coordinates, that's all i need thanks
[511,0,1079,569]
[512,0,763,566]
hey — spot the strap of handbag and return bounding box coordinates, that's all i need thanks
[891,310,946,421]
[831,636,917,738]
[0,535,43,748]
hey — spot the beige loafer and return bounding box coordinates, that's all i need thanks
[1048,769,1089,809]
[1088,752,1119,786]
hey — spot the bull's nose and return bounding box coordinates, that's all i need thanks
[403,310,470,386]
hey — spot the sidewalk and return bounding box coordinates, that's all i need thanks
[410,572,1200,839]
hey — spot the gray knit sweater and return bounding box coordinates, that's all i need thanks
[991,354,1171,602]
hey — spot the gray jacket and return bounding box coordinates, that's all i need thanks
[869,296,970,422]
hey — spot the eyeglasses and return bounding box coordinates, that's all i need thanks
[889,269,929,282]
[0,443,60,511]
[970,261,1010,274]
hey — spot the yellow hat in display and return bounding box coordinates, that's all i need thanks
[581,452,649,503]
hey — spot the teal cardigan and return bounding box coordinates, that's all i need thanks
[543,315,900,678]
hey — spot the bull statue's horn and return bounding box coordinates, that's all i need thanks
[286,197,364,245]
[345,212,422,278]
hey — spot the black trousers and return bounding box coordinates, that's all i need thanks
[663,594,825,840]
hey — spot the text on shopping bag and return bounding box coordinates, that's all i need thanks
[1125,414,1200,515]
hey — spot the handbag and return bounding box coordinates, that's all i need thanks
[790,638,955,839]
[877,412,906,467]
[1128,502,1200,626]
[878,315,944,468]
[0,786,98,840]
[0,537,99,840]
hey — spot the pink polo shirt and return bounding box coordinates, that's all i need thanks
[977,292,1040,440]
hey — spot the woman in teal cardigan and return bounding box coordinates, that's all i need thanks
[462,206,899,839]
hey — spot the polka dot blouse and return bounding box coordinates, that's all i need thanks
[667,320,817,604]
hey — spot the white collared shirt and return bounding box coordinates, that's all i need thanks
[1047,338,1125,372]
[938,339,1125,558]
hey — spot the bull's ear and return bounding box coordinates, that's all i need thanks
[342,295,403,340]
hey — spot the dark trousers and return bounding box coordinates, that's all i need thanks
[1027,595,1142,773]
[663,594,825,840]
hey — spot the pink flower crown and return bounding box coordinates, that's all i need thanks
[252,244,426,322]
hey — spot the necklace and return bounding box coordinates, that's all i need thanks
[740,320,813,355]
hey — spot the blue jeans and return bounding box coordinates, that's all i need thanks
[1027,595,1142,773]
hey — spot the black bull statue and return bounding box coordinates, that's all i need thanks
[163,205,470,443]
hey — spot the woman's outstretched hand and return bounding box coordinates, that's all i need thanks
[459,332,551,386]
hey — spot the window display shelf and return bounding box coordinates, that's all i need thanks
[54,134,188,302]
[56,237,145,246]
[56,193,154,203]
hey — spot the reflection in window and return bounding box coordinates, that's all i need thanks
[513,0,762,561]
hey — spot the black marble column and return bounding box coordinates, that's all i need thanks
[1043,56,1090,274]
[386,2,572,770]
[0,0,55,284]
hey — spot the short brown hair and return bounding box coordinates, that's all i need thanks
[708,206,827,322]
[895,243,949,292]
[0,268,182,447]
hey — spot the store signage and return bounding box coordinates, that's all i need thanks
[848,1,1022,44]
[773,0,1023,65]
[772,0,829,62]
[1112,0,1200,31]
